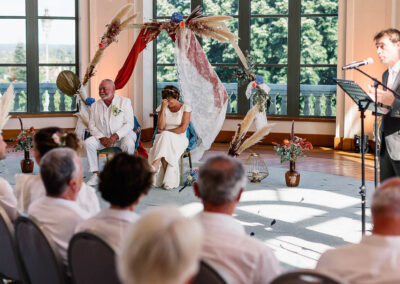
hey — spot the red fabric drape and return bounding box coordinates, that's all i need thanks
[114,28,177,158]
[114,29,161,89]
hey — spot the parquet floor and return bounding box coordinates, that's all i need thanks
[7,142,376,181]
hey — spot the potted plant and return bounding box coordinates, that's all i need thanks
[272,121,313,187]
[13,117,35,173]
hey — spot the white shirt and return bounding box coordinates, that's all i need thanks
[316,234,400,284]
[0,177,18,222]
[89,94,134,140]
[14,174,100,216]
[198,212,282,284]
[28,196,90,265]
[388,60,400,88]
[75,208,139,253]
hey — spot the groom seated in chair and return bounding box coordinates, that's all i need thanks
[84,79,136,186]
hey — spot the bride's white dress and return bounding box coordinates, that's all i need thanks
[149,104,191,189]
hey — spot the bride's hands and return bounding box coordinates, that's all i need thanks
[161,99,169,110]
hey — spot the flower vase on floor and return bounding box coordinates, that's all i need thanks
[285,161,300,187]
[21,150,34,173]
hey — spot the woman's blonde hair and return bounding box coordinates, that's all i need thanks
[118,206,203,284]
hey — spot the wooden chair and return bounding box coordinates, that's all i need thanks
[15,216,69,284]
[68,231,121,284]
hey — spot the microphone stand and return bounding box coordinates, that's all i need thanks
[345,67,400,234]
[353,67,400,188]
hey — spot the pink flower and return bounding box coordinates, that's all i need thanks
[99,43,105,49]
[252,82,256,88]
[179,21,185,28]
[52,133,60,145]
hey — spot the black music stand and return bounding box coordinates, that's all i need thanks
[334,78,387,234]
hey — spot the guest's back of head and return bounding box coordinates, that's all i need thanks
[99,153,153,207]
[34,127,81,159]
[196,155,246,205]
[118,206,203,284]
[40,147,82,197]
[372,177,400,234]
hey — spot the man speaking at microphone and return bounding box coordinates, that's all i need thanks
[370,28,400,182]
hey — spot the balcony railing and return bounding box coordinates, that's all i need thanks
[156,82,337,117]
[0,83,76,113]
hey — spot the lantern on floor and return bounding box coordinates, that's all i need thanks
[245,153,269,183]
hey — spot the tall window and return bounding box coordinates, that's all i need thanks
[154,0,338,117]
[0,0,79,114]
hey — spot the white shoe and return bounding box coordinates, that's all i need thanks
[87,174,99,186]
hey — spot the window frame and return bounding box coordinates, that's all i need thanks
[0,0,80,114]
[153,0,338,117]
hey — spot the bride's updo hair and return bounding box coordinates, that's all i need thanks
[161,85,180,100]
[34,127,82,158]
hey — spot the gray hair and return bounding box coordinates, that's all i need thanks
[118,206,203,284]
[197,155,246,205]
[99,78,115,88]
[371,177,400,217]
[40,148,79,197]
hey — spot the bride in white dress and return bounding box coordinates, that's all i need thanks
[149,85,191,190]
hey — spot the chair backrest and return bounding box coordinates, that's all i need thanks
[68,231,122,284]
[152,112,197,152]
[270,269,349,284]
[192,261,226,284]
[15,215,67,284]
[0,206,28,282]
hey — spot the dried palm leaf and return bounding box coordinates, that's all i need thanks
[119,14,137,30]
[236,123,275,155]
[56,70,81,97]
[192,16,233,23]
[186,5,203,22]
[0,84,15,133]
[111,3,134,25]
[238,103,261,137]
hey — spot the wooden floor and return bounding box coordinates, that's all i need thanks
[145,142,376,182]
[7,142,376,181]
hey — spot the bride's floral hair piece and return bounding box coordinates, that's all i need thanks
[52,132,67,147]
[161,85,180,100]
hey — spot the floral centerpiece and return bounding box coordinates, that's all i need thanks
[272,121,312,186]
[13,127,35,153]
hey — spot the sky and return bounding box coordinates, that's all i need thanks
[0,0,75,45]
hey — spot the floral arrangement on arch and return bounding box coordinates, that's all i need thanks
[272,121,313,163]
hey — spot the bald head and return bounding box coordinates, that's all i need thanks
[371,177,400,217]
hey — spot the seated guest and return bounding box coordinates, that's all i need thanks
[76,153,153,252]
[316,177,400,283]
[118,206,203,284]
[148,85,191,190]
[0,133,18,221]
[193,155,282,284]
[14,127,99,216]
[28,148,90,264]
[84,79,136,186]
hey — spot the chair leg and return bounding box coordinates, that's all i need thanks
[188,152,192,172]
[180,155,184,186]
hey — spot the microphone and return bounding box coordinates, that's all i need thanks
[342,58,374,70]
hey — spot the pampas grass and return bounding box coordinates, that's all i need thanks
[0,84,15,133]
[236,124,275,155]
